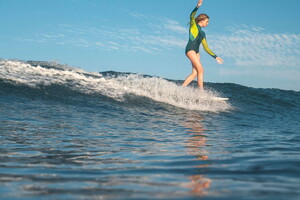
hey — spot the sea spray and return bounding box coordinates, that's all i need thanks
[114,74,231,111]
[0,60,231,112]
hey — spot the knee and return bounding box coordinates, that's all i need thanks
[200,67,204,74]
[195,66,204,74]
[191,71,198,76]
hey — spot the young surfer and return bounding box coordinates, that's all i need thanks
[182,0,223,90]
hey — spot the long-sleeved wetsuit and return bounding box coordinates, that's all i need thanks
[185,7,217,58]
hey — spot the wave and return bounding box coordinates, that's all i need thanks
[1,60,233,112]
[3,59,298,113]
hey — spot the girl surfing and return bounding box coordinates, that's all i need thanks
[182,0,223,90]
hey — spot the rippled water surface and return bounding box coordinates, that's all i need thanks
[1,60,300,200]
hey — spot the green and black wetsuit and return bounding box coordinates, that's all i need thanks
[185,7,217,59]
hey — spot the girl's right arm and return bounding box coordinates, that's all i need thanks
[190,0,203,24]
[197,0,203,8]
[189,0,203,41]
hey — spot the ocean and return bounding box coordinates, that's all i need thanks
[0,59,299,200]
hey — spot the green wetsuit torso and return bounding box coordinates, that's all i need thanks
[185,7,217,59]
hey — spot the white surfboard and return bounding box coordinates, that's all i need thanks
[212,97,229,101]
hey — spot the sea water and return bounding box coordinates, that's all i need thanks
[0,60,299,200]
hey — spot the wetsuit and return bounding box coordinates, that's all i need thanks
[185,7,217,59]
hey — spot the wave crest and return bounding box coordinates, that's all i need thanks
[0,60,231,112]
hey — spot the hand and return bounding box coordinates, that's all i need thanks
[216,57,224,64]
[197,0,203,7]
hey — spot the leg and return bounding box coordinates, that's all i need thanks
[182,51,204,89]
[182,67,197,87]
[182,51,200,86]
[195,53,204,89]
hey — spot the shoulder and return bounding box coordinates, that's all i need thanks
[199,29,206,37]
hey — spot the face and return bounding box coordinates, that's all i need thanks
[199,19,209,27]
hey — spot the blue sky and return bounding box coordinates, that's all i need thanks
[1,0,300,91]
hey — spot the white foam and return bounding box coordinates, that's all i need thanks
[0,60,231,112]
[115,75,231,112]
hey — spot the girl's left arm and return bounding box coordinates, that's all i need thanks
[202,37,217,58]
[202,37,224,64]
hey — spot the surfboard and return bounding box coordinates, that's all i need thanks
[198,97,229,102]
[212,97,229,101]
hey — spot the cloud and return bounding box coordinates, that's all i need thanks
[210,25,300,68]
[15,11,300,69]
[15,11,188,54]
[164,19,186,34]
[86,14,188,53]
[129,12,148,19]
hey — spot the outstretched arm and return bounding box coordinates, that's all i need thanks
[202,37,217,58]
[202,36,224,64]
[189,0,203,40]
[190,0,203,23]
[197,0,203,8]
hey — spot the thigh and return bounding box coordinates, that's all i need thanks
[186,51,203,71]
[197,53,200,61]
